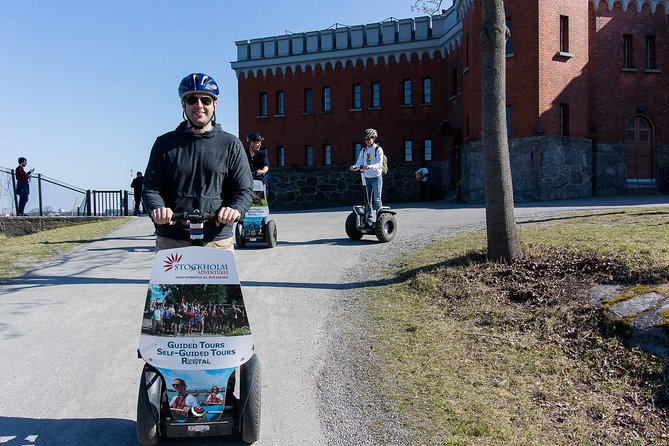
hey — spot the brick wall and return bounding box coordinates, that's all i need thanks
[536,0,590,137]
[237,53,449,169]
[593,2,668,144]
[233,1,668,205]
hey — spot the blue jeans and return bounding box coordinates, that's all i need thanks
[365,175,382,221]
[16,182,29,215]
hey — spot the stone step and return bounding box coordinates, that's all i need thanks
[591,284,669,357]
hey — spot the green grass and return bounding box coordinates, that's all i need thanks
[0,218,131,282]
[365,208,669,445]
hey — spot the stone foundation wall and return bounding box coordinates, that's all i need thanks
[267,162,451,211]
[461,136,593,203]
[594,142,626,196]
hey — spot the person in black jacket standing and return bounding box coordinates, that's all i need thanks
[130,171,144,215]
[142,73,253,251]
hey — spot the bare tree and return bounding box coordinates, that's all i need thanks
[480,0,521,262]
[412,0,521,262]
[411,0,446,14]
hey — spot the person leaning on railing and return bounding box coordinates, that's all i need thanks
[15,156,34,216]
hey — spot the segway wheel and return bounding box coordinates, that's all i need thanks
[375,213,397,243]
[345,212,363,240]
[265,220,277,248]
[235,221,246,248]
[137,364,164,446]
[240,354,261,444]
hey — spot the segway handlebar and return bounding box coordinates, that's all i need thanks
[169,210,239,242]
[170,210,219,223]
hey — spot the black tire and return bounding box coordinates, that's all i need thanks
[137,364,164,446]
[375,212,397,243]
[240,354,261,444]
[235,221,246,248]
[265,220,277,248]
[345,212,363,240]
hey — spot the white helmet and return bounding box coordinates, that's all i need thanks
[363,128,378,139]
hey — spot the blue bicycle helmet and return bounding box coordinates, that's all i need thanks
[178,73,219,99]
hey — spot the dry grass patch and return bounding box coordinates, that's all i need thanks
[366,208,669,445]
[0,218,131,282]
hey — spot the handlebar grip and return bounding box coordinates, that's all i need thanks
[170,210,219,222]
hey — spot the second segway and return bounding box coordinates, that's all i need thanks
[345,168,397,243]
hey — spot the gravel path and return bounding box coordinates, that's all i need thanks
[316,195,669,445]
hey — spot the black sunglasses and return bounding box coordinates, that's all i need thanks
[185,96,214,106]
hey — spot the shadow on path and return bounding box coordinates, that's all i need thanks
[0,416,248,446]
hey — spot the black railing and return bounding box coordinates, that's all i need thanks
[1,166,131,216]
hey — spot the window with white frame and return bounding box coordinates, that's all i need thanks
[276,91,284,115]
[259,92,267,116]
[623,34,634,68]
[323,144,331,165]
[424,139,432,161]
[404,140,412,162]
[352,84,361,109]
[304,88,313,113]
[371,82,380,107]
[423,78,432,103]
[646,35,657,69]
[403,79,411,105]
[277,146,285,167]
[305,145,313,166]
[322,86,331,111]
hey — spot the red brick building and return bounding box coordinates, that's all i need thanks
[231,0,667,206]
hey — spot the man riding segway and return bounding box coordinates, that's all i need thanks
[245,132,271,194]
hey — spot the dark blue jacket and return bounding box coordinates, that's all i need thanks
[142,122,253,241]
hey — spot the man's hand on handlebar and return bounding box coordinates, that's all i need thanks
[217,207,240,225]
[151,207,174,225]
[152,207,238,225]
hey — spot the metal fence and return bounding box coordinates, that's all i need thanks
[1,166,130,217]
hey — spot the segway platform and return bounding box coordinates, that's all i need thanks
[137,247,260,444]
[235,180,277,248]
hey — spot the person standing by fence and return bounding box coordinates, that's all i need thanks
[15,157,34,216]
[131,171,144,215]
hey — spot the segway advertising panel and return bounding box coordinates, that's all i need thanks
[138,247,260,444]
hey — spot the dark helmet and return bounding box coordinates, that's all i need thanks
[246,132,264,142]
[178,73,219,99]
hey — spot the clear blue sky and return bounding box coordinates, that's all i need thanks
[1,0,434,194]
